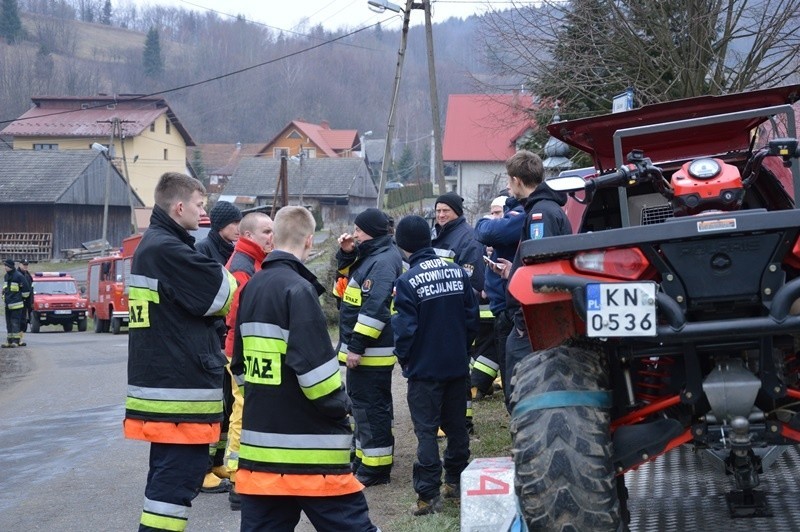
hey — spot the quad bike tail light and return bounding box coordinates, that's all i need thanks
[671,158,745,216]
[572,247,651,280]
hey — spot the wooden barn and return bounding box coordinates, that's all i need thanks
[0,150,144,260]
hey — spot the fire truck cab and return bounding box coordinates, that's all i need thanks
[87,253,130,334]
[30,272,88,333]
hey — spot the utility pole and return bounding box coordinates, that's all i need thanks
[101,124,113,256]
[117,121,138,234]
[423,0,446,196]
[377,0,415,209]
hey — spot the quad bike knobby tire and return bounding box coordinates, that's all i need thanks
[510,343,620,531]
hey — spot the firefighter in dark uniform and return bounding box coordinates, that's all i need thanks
[431,192,485,431]
[124,172,236,532]
[501,150,572,406]
[3,259,30,348]
[392,215,479,516]
[335,208,403,486]
[18,259,33,334]
[231,206,377,531]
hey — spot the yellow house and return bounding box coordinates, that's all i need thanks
[0,95,196,207]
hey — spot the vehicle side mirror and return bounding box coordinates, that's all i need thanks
[80,286,86,295]
[547,176,587,192]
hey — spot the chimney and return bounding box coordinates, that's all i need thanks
[321,120,330,129]
[236,142,242,150]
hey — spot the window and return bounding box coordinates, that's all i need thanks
[163,149,168,160]
[478,184,494,203]
[33,144,58,150]
[150,123,155,133]
[301,148,316,159]
[274,148,289,159]
[165,121,171,135]
[287,131,302,139]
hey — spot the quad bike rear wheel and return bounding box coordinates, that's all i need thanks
[510,343,620,531]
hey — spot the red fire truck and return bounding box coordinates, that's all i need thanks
[30,272,89,333]
[87,234,141,334]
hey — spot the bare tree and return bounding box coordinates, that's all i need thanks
[480,0,800,115]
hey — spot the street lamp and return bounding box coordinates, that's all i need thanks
[92,142,112,256]
[368,0,402,13]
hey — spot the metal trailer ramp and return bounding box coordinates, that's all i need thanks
[627,445,800,531]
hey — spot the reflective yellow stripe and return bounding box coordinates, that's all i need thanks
[302,370,342,400]
[473,359,498,379]
[129,286,159,303]
[240,445,350,465]
[125,397,222,415]
[7,302,23,310]
[140,512,187,531]
[243,336,287,354]
[358,355,397,367]
[353,322,381,338]
[343,285,362,306]
[208,269,237,317]
[360,445,394,466]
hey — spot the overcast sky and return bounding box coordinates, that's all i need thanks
[127,0,505,33]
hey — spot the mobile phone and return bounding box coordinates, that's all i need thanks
[484,255,505,270]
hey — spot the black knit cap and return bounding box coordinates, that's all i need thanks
[3,259,14,269]
[395,215,431,254]
[210,201,242,231]
[435,192,464,217]
[354,208,390,238]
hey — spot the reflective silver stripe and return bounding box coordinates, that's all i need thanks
[143,497,189,519]
[127,385,221,401]
[240,322,289,341]
[205,267,232,316]
[241,430,352,449]
[361,445,394,457]
[129,274,159,291]
[296,357,339,388]
[357,314,386,332]
[475,355,500,371]
[433,248,456,260]
[233,373,245,386]
[338,343,394,357]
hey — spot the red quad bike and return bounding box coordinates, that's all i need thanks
[508,84,800,531]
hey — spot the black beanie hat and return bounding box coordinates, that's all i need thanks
[354,208,390,238]
[435,192,464,217]
[210,201,242,231]
[3,258,14,269]
[395,215,431,254]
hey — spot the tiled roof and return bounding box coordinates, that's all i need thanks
[264,120,359,158]
[0,150,107,203]
[443,94,536,162]
[193,143,264,176]
[0,95,196,146]
[224,157,376,199]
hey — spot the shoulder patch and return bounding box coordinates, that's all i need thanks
[462,263,474,277]
[362,279,372,293]
[530,212,543,221]
[530,223,544,240]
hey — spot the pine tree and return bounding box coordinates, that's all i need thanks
[142,27,164,78]
[0,0,23,45]
[101,0,112,25]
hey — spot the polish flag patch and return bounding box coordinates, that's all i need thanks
[531,213,543,221]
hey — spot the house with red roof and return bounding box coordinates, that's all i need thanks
[192,142,264,193]
[0,94,196,208]
[258,120,360,160]
[442,93,537,215]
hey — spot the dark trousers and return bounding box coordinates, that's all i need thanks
[240,491,377,532]
[139,443,208,532]
[208,368,232,471]
[4,307,22,344]
[347,368,394,479]
[494,310,514,407]
[504,322,532,411]
[470,318,499,394]
[407,378,470,501]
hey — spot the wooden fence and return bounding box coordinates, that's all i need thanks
[0,233,53,262]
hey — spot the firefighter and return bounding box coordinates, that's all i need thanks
[222,211,274,511]
[231,206,378,531]
[17,259,33,336]
[431,192,485,433]
[392,215,479,516]
[335,208,402,487]
[3,259,30,348]
[124,172,236,532]
[473,195,525,410]
[196,200,242,493]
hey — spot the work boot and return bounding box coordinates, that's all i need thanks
[413,495,442,516]
[443,482,460,500]
[212,464,231,479]
[355,472,391,487]
[200,472,231,493]
[1,342,15,348]
[229,486,241,511]
[493,377,503,391]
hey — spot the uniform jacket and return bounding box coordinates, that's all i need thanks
[432,215,485,294]
[124,205,236,444]
[223,237,267,358]
[506,183,572,327]
[231,250,357,494]
[3,269,30,310]
[392,247,479,381]
[474,197,524,314]
[196,230,235,266]
[335,234,403,371]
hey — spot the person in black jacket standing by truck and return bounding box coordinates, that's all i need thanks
[2,259,30,348]
[392,215,479,516]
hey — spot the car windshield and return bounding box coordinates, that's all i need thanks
[33,281,78,295]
